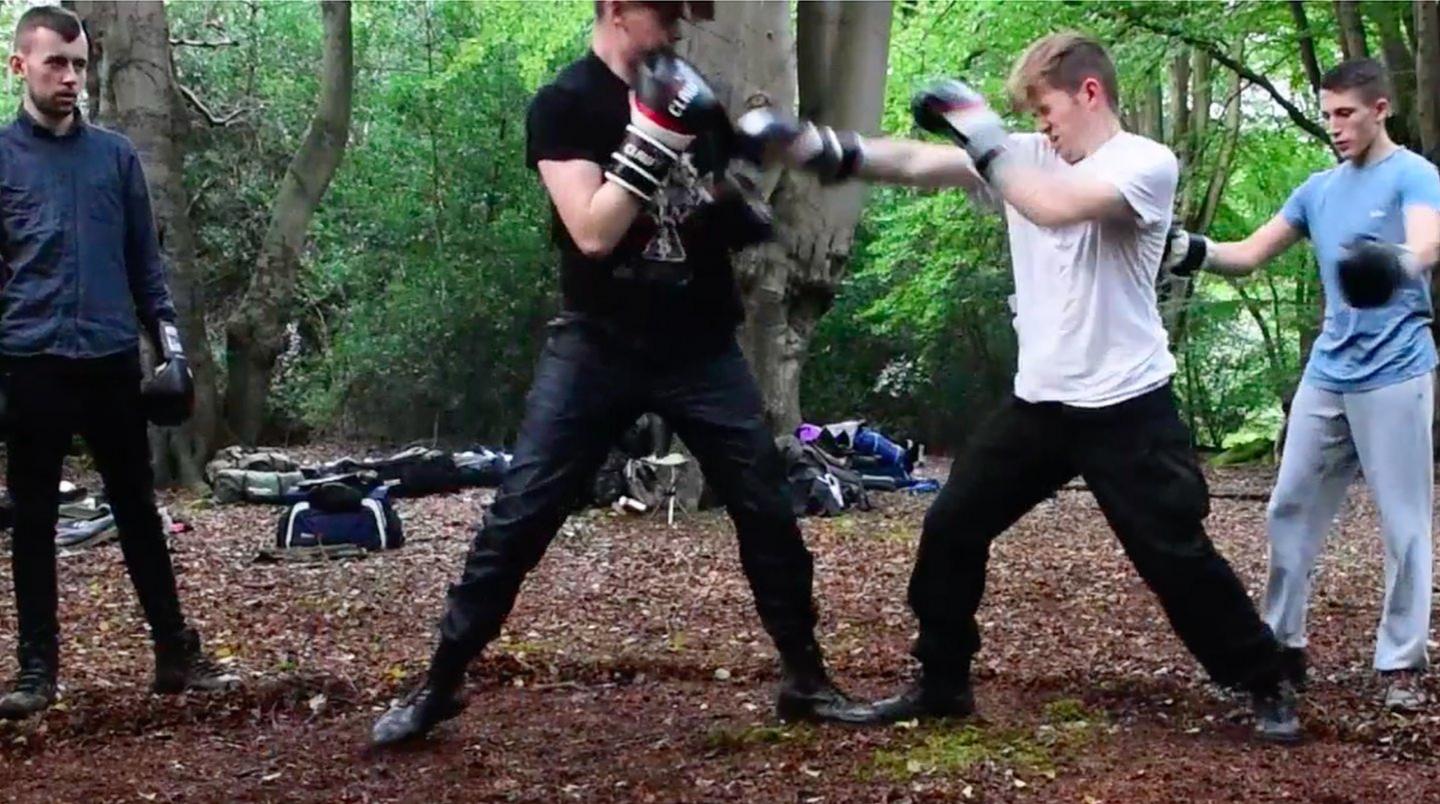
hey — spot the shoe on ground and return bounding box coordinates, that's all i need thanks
[371,681,466,747]
[1381,669,1426,713]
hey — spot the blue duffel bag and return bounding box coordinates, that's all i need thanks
[275,485,404,551]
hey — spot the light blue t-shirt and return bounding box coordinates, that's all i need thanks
[1282,148,1440,392]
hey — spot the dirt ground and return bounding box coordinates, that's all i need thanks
[1,450,1437,802]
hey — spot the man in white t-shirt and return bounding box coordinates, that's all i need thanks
[739,31,1298,742]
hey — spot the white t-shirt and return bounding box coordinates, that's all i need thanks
[971,132,1179,407]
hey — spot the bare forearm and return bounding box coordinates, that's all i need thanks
[570,181,643,256]
[1202,240,1264,277]
[539,159,645,258]
[990,163,1074,227]
[855,137,986,191]
[1169,215,1300,279]
[1404,206,1440,270]
[989,162,1130,228]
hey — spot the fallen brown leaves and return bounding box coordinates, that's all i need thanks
[0,453,1436,802]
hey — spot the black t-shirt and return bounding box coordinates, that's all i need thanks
[525,51,743,348]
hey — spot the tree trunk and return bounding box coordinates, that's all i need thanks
[1418,0,1440,159]
[1335,0,1370,59]
[682,1,892,434]
[1176,48,1211,223]
[222,0,353,445]
[1289,0,1325,94]
[1168,49,1191,164]
[795,1,838,120]
[1138,67,1164,141]
[1189,47,1212,164]
[1199,66,1245,234]
[72,1,211,487]
[1374,0,1419,148]
[67,0,109,118]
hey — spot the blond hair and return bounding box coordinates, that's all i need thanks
[1005,31,1119,112]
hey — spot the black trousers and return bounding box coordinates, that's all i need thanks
[433,321,819,670]
[4,352,186,652]
[909,385,1282,691]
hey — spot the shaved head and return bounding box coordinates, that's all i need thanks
[12,5,84,55]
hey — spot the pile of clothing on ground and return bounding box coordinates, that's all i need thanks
[0,482,184,552]
[587,415,938,521]
[206,444,511,560]
[780,420,939,517]
[206,445,511,505]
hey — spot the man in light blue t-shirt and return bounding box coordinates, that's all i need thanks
[1164,58,1440,712]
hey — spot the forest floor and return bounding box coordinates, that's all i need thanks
[0,446,1436,802]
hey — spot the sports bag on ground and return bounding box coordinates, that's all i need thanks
[275,485,404,551]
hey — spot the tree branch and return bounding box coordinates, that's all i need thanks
[176,83,248,126]
[186,174,218,219]
[169,36,239,49]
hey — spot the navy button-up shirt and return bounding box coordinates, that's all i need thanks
[0,107,176,358]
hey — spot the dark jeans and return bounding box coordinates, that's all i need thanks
[909,385,1282,691]
[4,352,186,652]
[433,321,819,672]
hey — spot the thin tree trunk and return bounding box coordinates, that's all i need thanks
[1417,0,1440,158]
[1178,48,1212,224]
[223,0,353,445]
[1290,0,1325,93]
[1335,0,1369,59]
[1199,65,1245,234]
[1165,53,1242,344]
[1139,67,1163,142]
[1169,49,1191,164]
[1375,0,1419,147]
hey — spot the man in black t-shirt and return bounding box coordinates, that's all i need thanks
[372,0,871,747]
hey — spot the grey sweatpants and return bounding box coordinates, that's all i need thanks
[1263,371,1434,671]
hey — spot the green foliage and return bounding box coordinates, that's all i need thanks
[172,0,590,442]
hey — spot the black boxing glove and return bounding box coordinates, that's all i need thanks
[733,108,864,184]
[1337,235,1417,308]
[605,49,725,201]
[141,321,194,426]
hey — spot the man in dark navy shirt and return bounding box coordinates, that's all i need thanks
[0,6,234,720]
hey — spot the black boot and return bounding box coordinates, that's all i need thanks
[1252,680,1301,744]
[865,669,975,724]
[371,643,469,747]
[0,639,58,720]
[1279,647,1308,691]
[774,643,875,725]
[153,627,240,694]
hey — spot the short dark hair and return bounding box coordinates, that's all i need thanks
[593,1,714,22]
[13,5,84,54]
[1320,58,1391,104]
